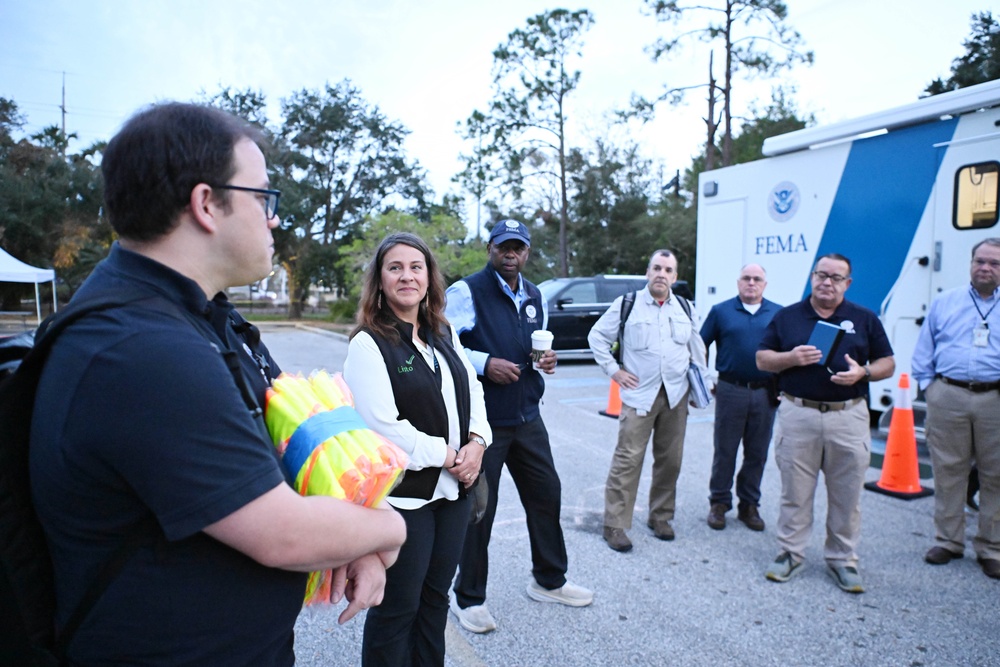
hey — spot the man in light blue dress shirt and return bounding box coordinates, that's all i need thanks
[912,238,1000,580]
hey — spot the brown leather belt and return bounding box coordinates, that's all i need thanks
[782,393,864,413]
[939,376,1000,393]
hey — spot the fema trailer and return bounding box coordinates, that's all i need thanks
[695,78,1000,424]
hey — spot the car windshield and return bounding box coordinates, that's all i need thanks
[538,279,570,300]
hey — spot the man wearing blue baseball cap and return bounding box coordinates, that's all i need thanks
[445,219,592,634]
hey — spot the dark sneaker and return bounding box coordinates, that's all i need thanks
[707,504,727,530]
[647,519,675,541]
[977,556,1000,579]
[765,551,802,583]
[827,563,865,593]
[924,546,963,565]
[603,526,633,552]
[738,504,765,532]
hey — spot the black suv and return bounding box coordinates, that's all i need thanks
[537,275,693,359]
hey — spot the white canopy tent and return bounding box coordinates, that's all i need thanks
[0,248,57,325]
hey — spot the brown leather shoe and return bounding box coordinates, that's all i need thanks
[738,504,765,532]
[603,526,633,552]
[707,504,727,530]
[925,546,963,565]
[647,519,675,541]
[977,556,1000,579]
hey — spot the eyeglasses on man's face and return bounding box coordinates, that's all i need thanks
[812,270,849,284]
[211,184,281,220]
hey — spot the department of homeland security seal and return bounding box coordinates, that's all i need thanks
[767,181,800,223]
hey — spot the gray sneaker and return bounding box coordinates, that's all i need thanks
[765,551,803,583]
[827,563,865,594]
[449,593,497,633]
[526,580,594,607]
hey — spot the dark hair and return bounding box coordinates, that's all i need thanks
[815,252,852,275]
[352,233,449,343]
[971,238,1000,257]
[102,102,263,241]
[648,248,674,267]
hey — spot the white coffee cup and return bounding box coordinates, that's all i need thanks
[530,330,554,366]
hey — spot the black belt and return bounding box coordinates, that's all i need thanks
[719,373,769,390]
[782,393,864,413]
[939,376,1000,393]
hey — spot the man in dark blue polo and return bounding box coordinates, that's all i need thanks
[700,263,780,532]
[756,253,894,594]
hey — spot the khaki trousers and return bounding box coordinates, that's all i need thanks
[773,398,870,566]
[925,380,1000,560]
[604,385,688,529]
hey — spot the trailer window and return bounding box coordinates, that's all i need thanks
[953,161,999,230]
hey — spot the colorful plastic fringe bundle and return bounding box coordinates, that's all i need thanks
[264,370,409,605]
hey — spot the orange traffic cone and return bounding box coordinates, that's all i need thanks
[865,373,933,500]
[599,380,622,418]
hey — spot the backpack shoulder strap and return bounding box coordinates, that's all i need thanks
[614,291,637,364]
[675,294,692,320]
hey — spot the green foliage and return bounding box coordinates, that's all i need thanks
[335,210,485,301]
[924,11,1000,96]
[0,99,108,309]
[205,83,431,318]
[457,9,594,277]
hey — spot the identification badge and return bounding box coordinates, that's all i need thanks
[973,322,989,347]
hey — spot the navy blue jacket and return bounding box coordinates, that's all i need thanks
[460,265,545,427]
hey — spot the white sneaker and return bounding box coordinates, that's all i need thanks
[449,593,497,633]
[526,580,593,607]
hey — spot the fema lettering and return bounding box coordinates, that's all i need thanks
[755,234,808,255]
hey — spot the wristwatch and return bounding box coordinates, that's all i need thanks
[863,365,871,379]
[469,434,487,448]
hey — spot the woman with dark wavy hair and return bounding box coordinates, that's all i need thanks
[344,232,491,667]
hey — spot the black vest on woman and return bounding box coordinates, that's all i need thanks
[362,318,471,500]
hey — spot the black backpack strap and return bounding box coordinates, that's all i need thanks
[675,294,692,321]
[614,291,636,364]
[52,528,156,660]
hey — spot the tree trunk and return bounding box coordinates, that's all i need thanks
[705,51,718,173]
[557,85,570,278]
[722,0,734,166]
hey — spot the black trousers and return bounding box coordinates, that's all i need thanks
[362,494,470,667]
[454,416,568,608]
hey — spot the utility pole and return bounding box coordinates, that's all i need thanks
[60,71,67,155]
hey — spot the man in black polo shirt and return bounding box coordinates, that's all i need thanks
[29,103,405,664]
[756,253,894,594]
[700,263,780,532]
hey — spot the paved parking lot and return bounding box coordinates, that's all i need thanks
[260,324,997,667]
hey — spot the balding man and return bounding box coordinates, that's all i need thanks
[700,264,780,532]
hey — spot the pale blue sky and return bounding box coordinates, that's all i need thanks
[0,0,988,201]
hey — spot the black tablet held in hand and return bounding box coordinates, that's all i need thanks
[807,321,845,366]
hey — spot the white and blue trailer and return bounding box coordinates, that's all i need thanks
[695,79,1000,419]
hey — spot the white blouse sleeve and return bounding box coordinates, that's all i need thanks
[343,331,448,469]
[451,325,492,446]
